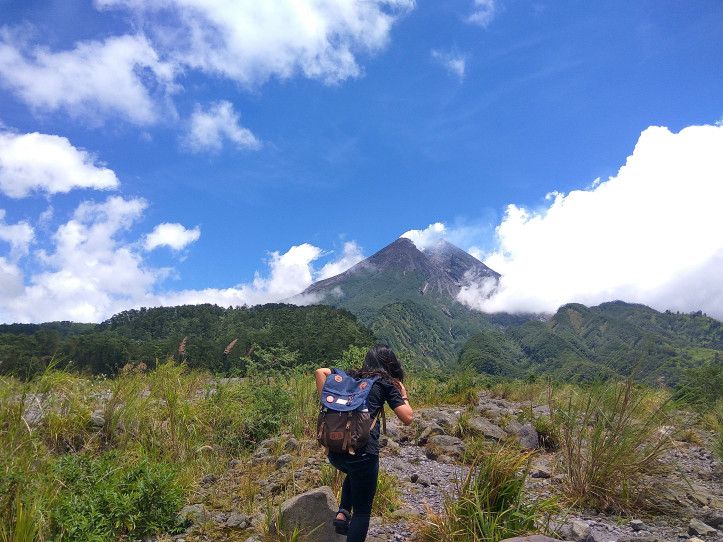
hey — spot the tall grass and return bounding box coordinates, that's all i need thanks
[553,379,672,511]
[420,446,556,542]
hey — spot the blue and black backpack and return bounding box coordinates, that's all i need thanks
[316,368,386,454]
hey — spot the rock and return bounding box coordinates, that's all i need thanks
[251,453,274,465]
[284,437,300,451]
[688,518,717,537]
[425,435,465,460]
[701,510,723,529]
[200,474,217,486]
[500,537,565,542]
[516,423,539,449]
[504,419,523,435]
[90,410,105,428]
[530,466,551,479]
[417,422,445,445]
[178,504,207,525]
[22,394,45,426]
[228,458,241,469]
[226,512,251,528]
[560,519,592,542]
[630,519,646,532]
[467,417,507,440]
[426,410,459,429]
[276,454,292,468]
[272,486,343,542]
[410,473,430,487]
[685,538,705,542]
[389,507,423,520]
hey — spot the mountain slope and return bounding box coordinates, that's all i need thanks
[300,238,503,366]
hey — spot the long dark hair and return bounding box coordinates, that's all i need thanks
[349,344,405,387]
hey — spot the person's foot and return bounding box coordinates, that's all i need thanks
[333,508,350,535]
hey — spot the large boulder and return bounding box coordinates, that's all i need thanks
[272,486,343,542]
[417,421,445,445]
[426,434,465,460]
[688,518,717,537]
[515,423,539,450]
[467,417,507,440]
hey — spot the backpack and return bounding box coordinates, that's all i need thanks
[316,368,386,455]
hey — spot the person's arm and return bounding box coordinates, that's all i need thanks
[392,381,413,426]
[314,367,331,395]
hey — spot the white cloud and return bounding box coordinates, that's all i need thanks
[96,0,414,86]
[0,210,34,259]
[0,31,176,124]
[459,124,723,318]
[467,0,497,27]
[145,223,201,251]
[183,101,260,153]
[402,222,447,249]
[431,49,466,79]
[0,130,119,198]
[317,241,365,279]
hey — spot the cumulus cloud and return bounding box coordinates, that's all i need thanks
[402,222,447,249]
[0,130,119,197]
[459,124,723,318]
[467,0,497,27]
[183,101,260,153]
[317,241,365,280]
[0,31,175,124]
[0,210,34,259]
[431,49,466,79]
[144,223,201,251]
[96,0,414,86]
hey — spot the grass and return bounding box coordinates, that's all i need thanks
[552,378,673,512]
[419,445,556,542]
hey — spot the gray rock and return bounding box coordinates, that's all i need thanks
[272,486,343,542]
[516,423,539,449]
[284,437,300,451]
[226,512,251,528]
[178,504,207,525]
[276,454,292,468]
[467,417,507,440]
[688,518,717,537]
[91,410,105,428]
[530,466,551,479]
[22,394,45,426]
[560,519,592,542]
[200,474,217,486]
[426,435,465,459]
[504,419,524,435]
[500,537,565,542]
[417,422,445,445]
[701,510,723,529]
[630,520,646,532]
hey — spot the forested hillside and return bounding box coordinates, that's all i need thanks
[460,301,722,384]
[0,304,374,378]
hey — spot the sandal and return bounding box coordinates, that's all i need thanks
[333,508,351,535]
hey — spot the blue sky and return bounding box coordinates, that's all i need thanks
[0,1,722,322]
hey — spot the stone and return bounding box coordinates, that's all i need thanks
[272,486,343,542]
[688,518,717,537]
[284,437,300,451]
[701,510,723,529]
[276,454,292,468]
[178,504,207,525]
[560,519,592,542]
[685,538,704,542]
[630,519,646,532]
[228,458,241,469]
[417,422,445,445]
[226,512,251,528]
[516,423,539,449]
[530,466,552,479]
[500,537,565,542]
[425,434,465,460]
[467,417,507,440]
[91,410,105,428]
[200,474,217,486]
[504,419,524,435]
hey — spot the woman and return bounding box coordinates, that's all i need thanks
[314,344,413,542]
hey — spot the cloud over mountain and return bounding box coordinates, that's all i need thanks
[458,124,723,318]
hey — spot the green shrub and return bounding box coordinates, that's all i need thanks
[674,363,723,409]
[420,446,556,542]
[50,453,184,540]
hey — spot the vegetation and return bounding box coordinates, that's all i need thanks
[420,445,556,542]
[551,379,672,511]
[0,303,374,378]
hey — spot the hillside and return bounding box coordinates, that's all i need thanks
[460,301,723,383]
[299,238,506,365]
[0,303,374,377]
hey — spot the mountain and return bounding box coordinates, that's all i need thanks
[460,301,722,384]
[299,237,507,366]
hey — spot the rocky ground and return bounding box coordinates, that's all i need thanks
[174,391,723,542]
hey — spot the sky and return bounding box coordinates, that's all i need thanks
[0,0,721,323]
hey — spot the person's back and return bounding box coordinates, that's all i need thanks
[314,344,413,542]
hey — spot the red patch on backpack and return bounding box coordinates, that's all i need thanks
[359,381,368,389]
[329,431,344,441]
[334,375,343,382]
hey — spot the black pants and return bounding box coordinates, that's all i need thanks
[327,452,379,542]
